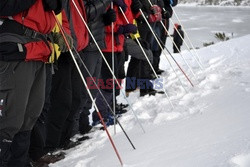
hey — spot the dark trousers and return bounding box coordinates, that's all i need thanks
[0,61,46,167]
[125,37,154,92]
[152,21,170,71]
[45,52,82,151]
[28,64,53,161]
[92,52,120,122]
[77,50,102,134]
[173,44,181,53]
[126,57,140,92]
[151,22,163,71]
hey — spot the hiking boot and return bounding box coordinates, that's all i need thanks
[149,73,157,80]
[37,152,65,164]
[62,140,82,150]
[116,108,127,115]
[140,89,164,97]
[92,114,118,127]
[79,125,92,135]
[156,69,165,75]
[116,103,129,111]
[77,136,90,142]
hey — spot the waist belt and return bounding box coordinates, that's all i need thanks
[0,19,52,49]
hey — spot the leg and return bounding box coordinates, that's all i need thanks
[0,61,45,167]
[29,64,52,161]
[45,53,73,152]
[79,50,102,134]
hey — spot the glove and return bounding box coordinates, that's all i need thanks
[150,7,157,14]
[162,10,171,19]
[42,0,62,15]
[113,0,127,12]
[52,32,73,52]
[131,0,142,13]
[103,9,117,26]
[148,5,162,23]
[117,24,137,34]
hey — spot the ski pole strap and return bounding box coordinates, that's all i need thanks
[0,19,52,50]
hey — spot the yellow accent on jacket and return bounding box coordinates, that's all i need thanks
[130,19,140,39]
[48,13,62,63]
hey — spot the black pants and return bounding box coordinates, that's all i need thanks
[125,37,154,92]
[28,64,53,161]
[0,61,46,167]
[173,44,181,53]
[77,49,102,134]
[92,52,121,122]
[126,57,140,92]
[45,52,82,151]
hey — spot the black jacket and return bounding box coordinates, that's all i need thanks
[0,0,36,16]
[84,0,111,51]
[163,0,178,19]
[173,26,184,46]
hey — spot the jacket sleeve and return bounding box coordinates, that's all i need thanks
[0,0,36,16]
[62,10,71,35]
[84,0,111,22]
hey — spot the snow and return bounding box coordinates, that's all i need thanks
[50,33,250,167]
[50,6,250,167]
[167,6,250,48]
[230,153,250,167]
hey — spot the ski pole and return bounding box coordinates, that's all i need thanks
[71,0,146,134]
[119,7,174,108]
[144,2,197,78]
[169,17,204,70]
[111,2,117,135]
[139,9,194,88]
[154,30,198,82]
[170,6,204,69]
[144,0,195,86]
[71,47,136,150]
[145,0,203,71]
[159,18,197,79]
[52,11,124,166]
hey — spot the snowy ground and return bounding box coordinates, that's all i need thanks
[50,31,250,167]
[167,6,250,49]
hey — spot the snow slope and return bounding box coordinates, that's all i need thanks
[51,35,250,167]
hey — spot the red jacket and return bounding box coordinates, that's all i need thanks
[64,0,89,52]
[102,5,123,53]
[12,0,56,62]
[102,1,136,53]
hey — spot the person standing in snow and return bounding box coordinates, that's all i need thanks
[45,0,89,154]
[0,0,62,166]
[173,23,184,53]
[151,0,178,75]
[91,0,138,126]
[27,11,74,167]
[77,0,117,135]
